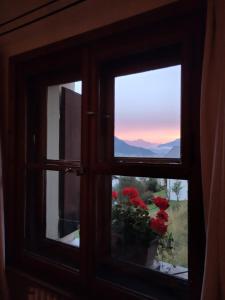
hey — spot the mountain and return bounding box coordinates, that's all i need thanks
[159,138,180,148]
[124,139,157,149]
[115,137,155,157]
[164,146,180,158]
[114,137,181,158]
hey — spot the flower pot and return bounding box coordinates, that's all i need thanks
[112,234,158,267]
[120,243,149,265]
[145,239,159,267]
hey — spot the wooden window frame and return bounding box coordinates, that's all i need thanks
[6,3,205,300]
[91,19,204,299]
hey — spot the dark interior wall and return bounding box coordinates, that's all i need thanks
[0,0,176,150]
[0,0,177,297]
[0,0,175,53]
[0,0,50,24]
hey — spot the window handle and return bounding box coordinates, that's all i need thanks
[64,167,85,176]
[65,167,74,174]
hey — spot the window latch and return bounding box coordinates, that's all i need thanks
[64,167,85,176]
[65,167,74,173]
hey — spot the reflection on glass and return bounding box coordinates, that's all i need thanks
[111,176,188,279]
[46,170,80,247]
[114,66,181,158]
[47,81,82,160]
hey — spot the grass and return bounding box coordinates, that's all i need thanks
[153,190,167,197]
[167,200,188,267]
[74,229,80,239]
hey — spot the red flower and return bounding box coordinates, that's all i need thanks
[122,187,139,198]
[153,196,169,210]
[149,218,168,236]
[130,197,148,210]
[138,200,148,210]
[112,191,118,199]
[156,209,168,222]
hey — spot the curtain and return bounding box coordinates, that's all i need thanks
[0,142,8,300]
[200,0,225,299]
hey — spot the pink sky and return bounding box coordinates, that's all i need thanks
[115,128,180,144]
[114,65,181,144]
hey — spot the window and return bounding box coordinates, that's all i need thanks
[104,60,185,276]
[114,66,181,159]
[8,6,205,300]
[26,60,84,267]
[94,44,198,298]
[111,176,188,280]
[46,82,82,245]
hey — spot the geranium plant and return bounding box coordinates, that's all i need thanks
[111,187,174,264]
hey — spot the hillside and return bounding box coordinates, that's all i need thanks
[164,146,180,158]
[115,137,155,157]
[159,138,180,148]
[124,139,157,149]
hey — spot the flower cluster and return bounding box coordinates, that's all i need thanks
[153,196,169,210]
[112,187,170,246]
[122,187,148,210]
[149,196,169,236]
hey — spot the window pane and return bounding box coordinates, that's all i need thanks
[46,170,80,248]
[47,81,82,160]
[114,66,181,158]
[112,176,188,279]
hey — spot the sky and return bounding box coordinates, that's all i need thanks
[114,65,181,144]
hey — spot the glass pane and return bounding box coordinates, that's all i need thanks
[47,81,82,160]
[112,176,188,279]
[46,170,80,247]
[114,66,181,158]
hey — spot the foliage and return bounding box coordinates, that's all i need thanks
[117,176,145,197]
[153,189,167,198]
[114,176,162,205]
[141,190,154,205]
[112,187,173,253]
[156,232,174,264]
[146,178,161,193]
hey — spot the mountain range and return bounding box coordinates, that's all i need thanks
[115,137,180,158]
[164,146,180,158]
[124,139,157,149]
[115,137,155,157]
[158,138,180,148]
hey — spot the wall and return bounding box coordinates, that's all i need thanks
[0,0,177,155]
[0,0,176,55]
[0,0,177,297]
